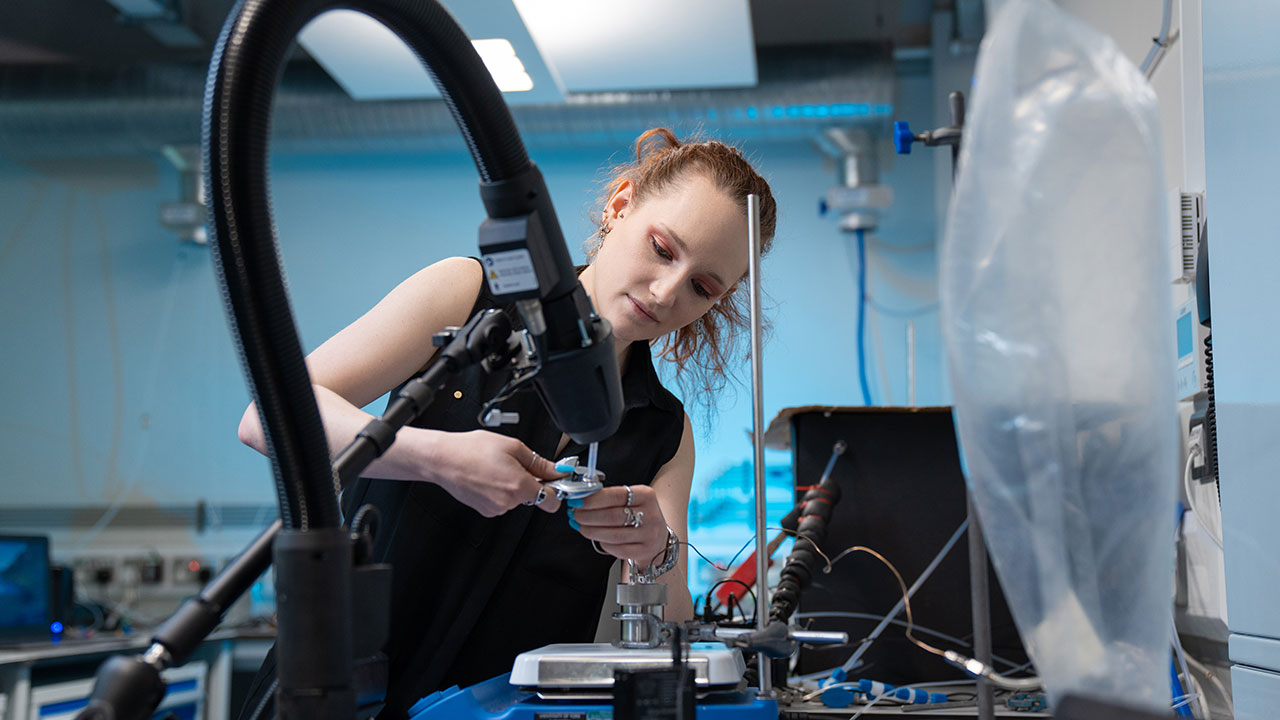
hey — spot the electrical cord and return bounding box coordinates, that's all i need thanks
[825,539,1041,691]
[1171,616,1209,719]
[844,678,981,718]
[1182,446,1223,549]
[794,612,1027,671]
[475,357,540,428]
[1183,652,1233,716]
[1171,691,1202,714]
[705,579,756,614]
[855,228,873,405]
[770,526,834,568]
[693,521,1041,691]
[836,520,968,673]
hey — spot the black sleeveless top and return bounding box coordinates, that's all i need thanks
[340,268,686,717]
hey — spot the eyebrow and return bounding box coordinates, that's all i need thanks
[657,223,727,289]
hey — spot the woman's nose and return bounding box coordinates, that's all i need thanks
[650,272,682,306]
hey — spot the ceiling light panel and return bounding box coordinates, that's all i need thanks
[298,2,563,104]
[512,0,757,92]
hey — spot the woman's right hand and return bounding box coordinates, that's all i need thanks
[422,429,566,517]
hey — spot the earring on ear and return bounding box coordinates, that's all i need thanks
[597,224,610,241]
[693,317,706,336]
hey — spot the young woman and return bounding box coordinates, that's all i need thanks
[237,128,777,718]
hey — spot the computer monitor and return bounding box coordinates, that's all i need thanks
[0,534,52,641]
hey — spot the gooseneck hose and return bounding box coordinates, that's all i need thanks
[203,0,535,530]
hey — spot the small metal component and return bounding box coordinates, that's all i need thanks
[480,409,520,427]
[509,643,746,689]
[547,476,603,500]
[548,455,604,499]
[516,299,546,336]
[617,581,667,606]
[713,627,848,645]
[518,330,537,361]
[432,326,461,347]
[615,576,668,648]
[143,642,172,668]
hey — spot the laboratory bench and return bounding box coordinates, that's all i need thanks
[0,626,274,720]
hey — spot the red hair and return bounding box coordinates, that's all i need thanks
[589,128,778,408]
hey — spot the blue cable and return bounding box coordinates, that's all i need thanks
[1170,655,1195,717]
[855,228,873,406]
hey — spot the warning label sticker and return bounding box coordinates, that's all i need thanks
[482,249,539,295]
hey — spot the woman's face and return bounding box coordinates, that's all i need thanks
[584,173,749,345]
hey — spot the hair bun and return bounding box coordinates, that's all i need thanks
[635,127,682,163]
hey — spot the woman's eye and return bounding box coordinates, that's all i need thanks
[650,237,673,260]
[693,281,711,299]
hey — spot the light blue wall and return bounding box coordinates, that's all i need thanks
[0,71,941,516]
[1203,0,1280,676]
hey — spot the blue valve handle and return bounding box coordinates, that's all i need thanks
[893,121,916,154]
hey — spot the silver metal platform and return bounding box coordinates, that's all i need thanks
[509,642,745,689]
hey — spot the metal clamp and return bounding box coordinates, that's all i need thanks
[612,612,666,649]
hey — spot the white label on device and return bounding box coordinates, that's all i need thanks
[482,249,538,294]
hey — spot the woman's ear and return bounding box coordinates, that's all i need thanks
[603,180,634,227]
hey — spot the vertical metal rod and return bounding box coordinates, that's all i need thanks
[906,321,916,407]
[967,493,995,719]
[747,193,772,698]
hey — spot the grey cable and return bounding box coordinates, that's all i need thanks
[794,611,1026,670]
[839,518,969,672]
[1140,0,1175,79]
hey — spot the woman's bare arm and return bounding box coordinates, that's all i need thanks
[237,256,565,516]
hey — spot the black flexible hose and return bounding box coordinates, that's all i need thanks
[203,0,533,530]
[770,479,842,623]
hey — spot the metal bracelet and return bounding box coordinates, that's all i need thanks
[651,525,680,578]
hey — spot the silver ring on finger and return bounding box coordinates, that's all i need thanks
[522,486,548,507]
[526,450,539,471]
[623,485,634,507]
[623,507,644,528]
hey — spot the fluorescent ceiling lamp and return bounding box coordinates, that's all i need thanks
[511,0,757,92]
[299,10,535,99]
[472,38,534,92]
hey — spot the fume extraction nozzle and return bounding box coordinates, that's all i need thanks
[817,127,893,232]
[477,164,624,444]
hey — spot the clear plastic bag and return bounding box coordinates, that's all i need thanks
[940,0,1178,708]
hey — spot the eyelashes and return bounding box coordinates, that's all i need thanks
[650,237,712,299]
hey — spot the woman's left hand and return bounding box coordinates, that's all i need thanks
[569,484,669,566]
